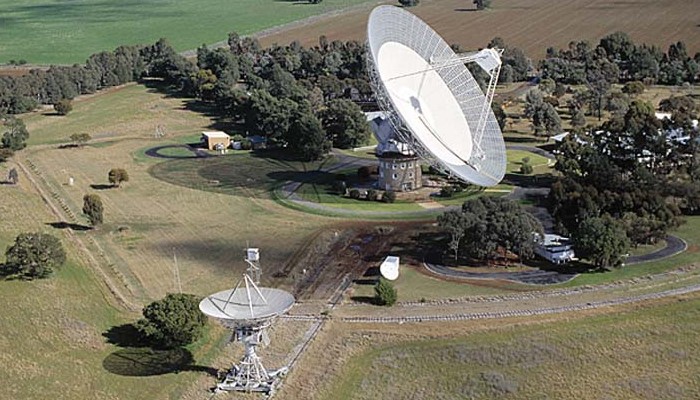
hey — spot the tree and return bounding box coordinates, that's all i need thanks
[398,0,419,6]
[349,189,361,199]
[0,148,13,163]
[374,278,397,306]
[53,99,73,115]
[7,167,18,184]
[83,194,104,227]
[366,189,378,201]
[2,117,29,151]
[520,157,533,174]
[69,133,91,147]
[382,191,396,203]
[319,99,371,149]
[572,216,630,270]
[622,81,645,97]
[473,0,491,10]
[2,232,66,279]
[570,106,587,129]
[492,101,507,131]
[108,168,129,187]
[135,293,208,348]
[284,111,329,161]
[525,89,562,135]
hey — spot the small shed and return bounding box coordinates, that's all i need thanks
[201,131,230,150]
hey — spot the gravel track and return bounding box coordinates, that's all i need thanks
[340,284,700,323]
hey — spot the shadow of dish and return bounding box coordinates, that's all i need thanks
[102,347,218,377]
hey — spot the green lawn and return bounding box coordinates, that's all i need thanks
[22,84,213,146]
[506,149,552,174]
[325,295,700,399]
[351,266,528,302]
[1,0,374,65]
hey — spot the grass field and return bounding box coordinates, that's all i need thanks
[322,295,700,399]
[20,83,333,304]
[0,0,375,65]
[260,0,700,60]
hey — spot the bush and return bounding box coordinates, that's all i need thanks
[349,189,361,199]
[240,138,252,150]
[520,162,533,175]
[53,99,73,115]
[333,180,347,195]
[357,166,371,179]
[366,189,378,201]
[382,191,396,203]
[440,186,455,198]
[398,0,419,6]
[2,232,66,279]
[374,278,397,306]
[135,293,208,348]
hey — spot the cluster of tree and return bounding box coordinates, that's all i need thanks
[135,293,208,348]
[549,97,698,253]
[524,88,562,135]
[487,37,531,83]
[1,232,66,279]
[438,197,544,263]
[0,39,191,115]
[540,32,699,86]
[181,35,374,160]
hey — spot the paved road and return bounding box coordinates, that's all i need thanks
[626,235,687,265]
[425,262,577,285]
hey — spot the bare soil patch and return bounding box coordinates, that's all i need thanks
[259,0,700,60]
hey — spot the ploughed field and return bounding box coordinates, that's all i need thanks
[0,0,374,65]
[260,0,700,60]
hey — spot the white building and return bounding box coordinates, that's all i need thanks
[535,234,575,264]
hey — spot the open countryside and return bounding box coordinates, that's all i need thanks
[1,0,700,399]
[0,0,374,65]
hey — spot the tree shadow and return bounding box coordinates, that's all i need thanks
[103,323,149,348]
[454,8,478,12]
[103,347,218,377]
[102,324,219,377]
[502,173,556,188]
[57,143,79,149]
[350,295,378,305]
[90,183,114,190]
[46,221,92,231]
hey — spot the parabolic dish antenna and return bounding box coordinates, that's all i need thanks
[367,5,506,186]
[199,274,295,393]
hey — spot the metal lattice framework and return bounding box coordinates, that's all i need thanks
[199,274,294,394]
[367,5,506,187]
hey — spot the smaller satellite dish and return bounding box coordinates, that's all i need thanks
[380,256,400,281]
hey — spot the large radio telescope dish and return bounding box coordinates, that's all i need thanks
[367,6,506,186]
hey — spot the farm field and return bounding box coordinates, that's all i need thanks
[260,0,700,60]
[317,294,700,400]
[0,0,376,65]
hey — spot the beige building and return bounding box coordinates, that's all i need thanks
[201,131,230,150]
[378,154,422,192]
